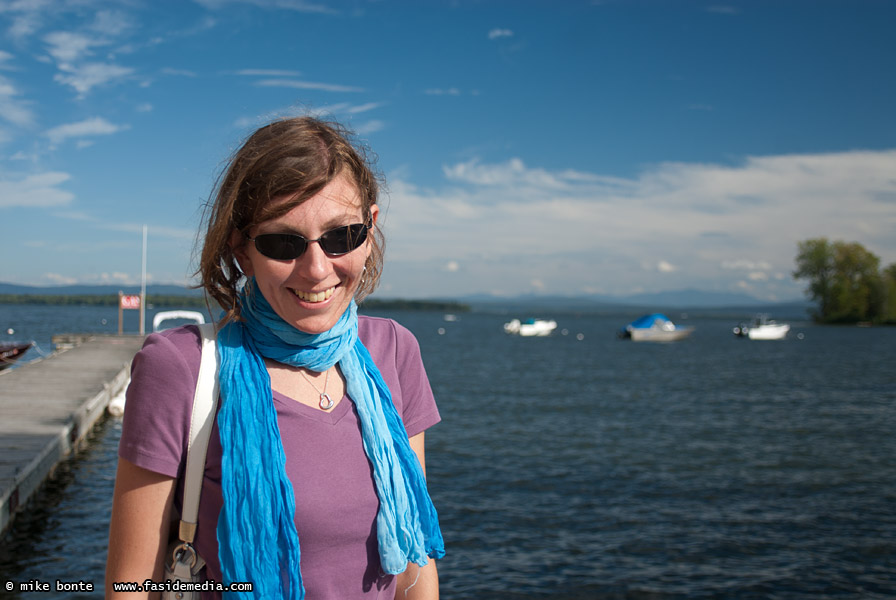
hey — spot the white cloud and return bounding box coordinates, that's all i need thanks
[346,102,385,114]
[54,62,134,96]
[44,272,78,285]
[37,18,135,96]
[255,78,364,93]
[45,116,128,145]
[355,119,384,135]
[0,172,74,208]
[444,261,460,272]
[721,259,772,270]
[90,10,133,37]
[444,157,630,194]
[193,0,338,14]
[0,0,55,39]
[488,28,513,40]
[0,74,34,126]
[43,30,96,63]
[382,149,896,299]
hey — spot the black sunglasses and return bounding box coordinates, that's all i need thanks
[245,223,370,260]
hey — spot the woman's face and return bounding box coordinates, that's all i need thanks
[234,173,378,334]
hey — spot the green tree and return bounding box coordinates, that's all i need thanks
[793,238,835,320]
[883,263,896,323]
[794,238,884,323]
[828,241,882,322]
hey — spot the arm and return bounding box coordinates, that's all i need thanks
[105,458,176,599]
[394,432,439,600]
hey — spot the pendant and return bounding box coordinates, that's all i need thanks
[319,392,334,410]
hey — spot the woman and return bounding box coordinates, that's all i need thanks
[106,117,444,599]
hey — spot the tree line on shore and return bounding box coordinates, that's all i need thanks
[0,293,210,307]
[794,238,896,324]
[0,293,470,313]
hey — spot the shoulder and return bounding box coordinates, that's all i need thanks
[358,314,418,351]
[141,324,203,358]
[357,315,439,434]
[358,315,416,343]
[133,324,204,378]
[120,325,204,478]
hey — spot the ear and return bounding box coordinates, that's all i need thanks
[364,204,380,259]
[230,229,255,277]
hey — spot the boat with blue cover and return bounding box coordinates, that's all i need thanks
[619,313,694,342]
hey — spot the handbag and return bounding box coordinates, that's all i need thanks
[162,322,219,600]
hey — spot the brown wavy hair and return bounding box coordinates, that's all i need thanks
[196,116,384,322]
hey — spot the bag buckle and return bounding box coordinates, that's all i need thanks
[169,542,199,570]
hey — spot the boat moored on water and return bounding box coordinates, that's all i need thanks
[152,310,206,332]
[503,318,558,337]
[619,313,694,342]
[109,310,208,417]
[0,341,34,371]
[733,315,790,340]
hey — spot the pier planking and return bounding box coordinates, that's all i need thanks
[0,335,145,535]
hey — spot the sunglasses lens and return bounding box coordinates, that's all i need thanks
[319,224,369,255]
[254,233,307,260]
[251,224,369,259]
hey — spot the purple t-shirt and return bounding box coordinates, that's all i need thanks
[119,316,440,599]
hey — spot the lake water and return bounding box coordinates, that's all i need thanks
[1,303,895,598]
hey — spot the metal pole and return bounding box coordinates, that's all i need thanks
[140,225,147,335]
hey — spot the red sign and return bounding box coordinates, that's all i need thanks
[120,294,141,310]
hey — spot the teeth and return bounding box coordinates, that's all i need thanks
[293,287,335,303]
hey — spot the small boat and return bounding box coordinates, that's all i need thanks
[619,313,694,342]
[109,311,208,417]
[733,315,790,340]
[503,318,558,337]
[152,310,206,332]
[0,341,34,371]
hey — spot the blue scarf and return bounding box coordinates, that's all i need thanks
[215,280,444,598]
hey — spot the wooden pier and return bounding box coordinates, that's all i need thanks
[0,334,145,535]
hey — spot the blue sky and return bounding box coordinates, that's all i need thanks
[1,0,894,301]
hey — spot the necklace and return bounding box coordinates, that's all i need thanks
[300,367,334,410]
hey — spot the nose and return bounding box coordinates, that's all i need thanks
[294,238,332,281]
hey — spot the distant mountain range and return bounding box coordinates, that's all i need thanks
[457,288,808,309]
[0,282,204,296]
[1,281,808,312]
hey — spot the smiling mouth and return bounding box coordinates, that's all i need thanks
[291,287,335,303]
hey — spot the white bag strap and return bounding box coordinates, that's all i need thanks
[178,321,219,544]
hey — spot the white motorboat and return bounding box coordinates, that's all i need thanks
[733,315,790,340]
[619,313,694,342]
[110,310,209,417]
[503,318,558,337]
[153,310,206,332]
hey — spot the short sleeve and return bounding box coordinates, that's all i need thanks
[118,326,202,478]
[359,316,440,438]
